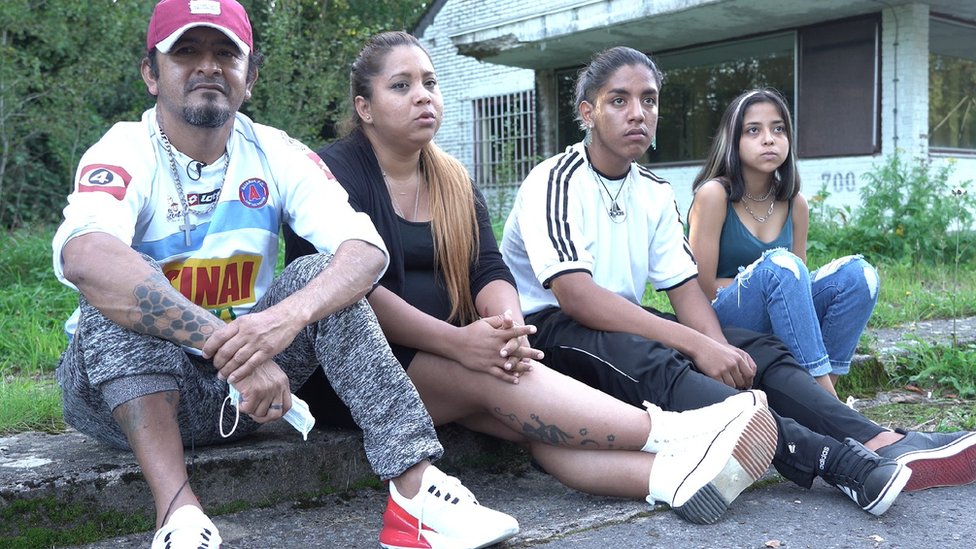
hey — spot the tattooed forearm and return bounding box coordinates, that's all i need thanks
[124,273,221,350]
[494,407,613,449]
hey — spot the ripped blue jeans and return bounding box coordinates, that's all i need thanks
[711,249,879,377]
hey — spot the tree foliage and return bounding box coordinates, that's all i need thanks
[0,0,428,229]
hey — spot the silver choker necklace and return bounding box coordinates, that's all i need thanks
[158,123,230,246]
[744,186,773,202]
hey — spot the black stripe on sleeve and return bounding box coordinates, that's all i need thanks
[658,273,699,292]
[542,267,592,289]
[546,151,584,262]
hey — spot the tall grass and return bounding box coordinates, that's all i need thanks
[1,226,73,434]
[871,262,976,327]
[0,226,74,375]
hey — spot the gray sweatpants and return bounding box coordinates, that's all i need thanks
[56,253,443,479]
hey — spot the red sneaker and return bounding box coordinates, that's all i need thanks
[379,466,518,549]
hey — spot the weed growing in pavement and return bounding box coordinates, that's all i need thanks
[834,356,891,399]
[862,401,976,432]
[887,339,976,400]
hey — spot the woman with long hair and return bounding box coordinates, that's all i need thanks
[687,88,878,398]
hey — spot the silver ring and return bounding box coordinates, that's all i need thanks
[270,403,283,410]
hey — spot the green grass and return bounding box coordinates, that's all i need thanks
[871,261,976,327]
[1,226,74,435]
[0,377,65,434]
[887,340,976,399]
[0,497,153,549]
[0,226,74,375]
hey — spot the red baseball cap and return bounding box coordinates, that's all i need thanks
[147,0,253,56]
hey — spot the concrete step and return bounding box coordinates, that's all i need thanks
[0,422,517,522]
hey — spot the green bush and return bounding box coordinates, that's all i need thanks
[810,154,976,265]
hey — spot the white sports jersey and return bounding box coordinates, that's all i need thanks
[501,141,697,315]
[53,108,387,331]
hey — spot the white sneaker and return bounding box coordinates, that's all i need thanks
[647,400,777,524]
[641,390,768,453]
[150,505,222,549]
[379,465,519,549]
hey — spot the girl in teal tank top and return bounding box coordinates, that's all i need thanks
[687,88,879,400]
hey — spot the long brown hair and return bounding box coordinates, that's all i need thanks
[691,88,800,202]
[347,31,479,324]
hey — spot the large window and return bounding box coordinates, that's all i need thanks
[930,17,976,152]
[472,90,537,187]
[797,16,879,157]
[651,34,795,164]
[552,16,882,163]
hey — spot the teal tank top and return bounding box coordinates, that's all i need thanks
[716,200,793,278]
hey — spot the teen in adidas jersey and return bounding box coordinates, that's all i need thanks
[502,140,696,316]
[501,45,976,518]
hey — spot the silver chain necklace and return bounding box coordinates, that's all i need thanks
[744,185,773,202]
[589,164,628,223]
[158,124,230,245]
[382,167,422,221]
[742,199,775,223]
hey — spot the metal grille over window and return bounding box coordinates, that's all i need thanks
[472,90,536,194]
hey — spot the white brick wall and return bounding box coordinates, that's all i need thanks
[420,1,536,171]
[880,3,929,159]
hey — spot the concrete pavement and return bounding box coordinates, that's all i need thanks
[68,464,976,548]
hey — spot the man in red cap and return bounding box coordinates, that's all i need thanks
[52,1,520,548]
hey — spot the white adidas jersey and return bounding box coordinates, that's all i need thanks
[53,108,386,332]
[501,141,698,315]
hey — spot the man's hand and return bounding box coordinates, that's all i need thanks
[231,360,292,423]
[203,308,303,384]
[689,339,757,389]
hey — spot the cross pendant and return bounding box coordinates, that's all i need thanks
[179,213,196,246]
